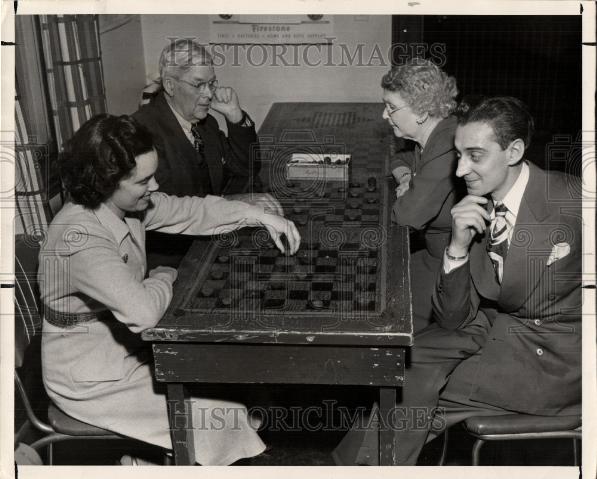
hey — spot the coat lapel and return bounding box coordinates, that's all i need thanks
[154,93,216,194]
[197,123,224,195]
[498,163,551,312]
[420,116,457,164]
[470,223,501,302]
[154,93,198,161]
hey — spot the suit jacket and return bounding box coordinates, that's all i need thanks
[392,116,465,258]
[132,91,258,197]
[432,162,582,415]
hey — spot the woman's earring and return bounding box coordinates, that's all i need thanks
[416,114,428,125]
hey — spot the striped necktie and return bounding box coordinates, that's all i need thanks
[190,122,204,155]
[487,202,510,283]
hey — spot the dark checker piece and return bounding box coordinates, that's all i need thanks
[298,250,315,264]
[201,285,215,297]
[346,210,360,221]
[296,216,309,226]
[210,269,225,280]
[218,290,232,307]
[308,299,326,310]
[294,265,310,280]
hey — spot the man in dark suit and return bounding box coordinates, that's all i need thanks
[134,39,259,197]
[133,39,282,267]
[333,96,582,465]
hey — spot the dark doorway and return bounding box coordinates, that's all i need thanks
[392,15,582,171]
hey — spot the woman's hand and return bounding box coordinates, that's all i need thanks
[259,214,301,255]
[395,174,412,198]
[391,165,411,183]
[148,266,178,284]
[392,166,412,198]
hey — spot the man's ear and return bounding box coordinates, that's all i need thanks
[162,77,175,97]
[507,138,525,166]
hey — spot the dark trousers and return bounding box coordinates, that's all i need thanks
[332,316,513,465]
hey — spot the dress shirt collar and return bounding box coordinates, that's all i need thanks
[492,161,529,221]
[165,98,194,139]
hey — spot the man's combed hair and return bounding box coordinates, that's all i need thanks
[59,114,155,209]
[159,38,213,81]
[455,96,535,151]
[381,58,459,118]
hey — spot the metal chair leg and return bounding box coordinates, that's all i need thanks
[572,438,580,466]
[437,428,449,465]
[471,438,485,466]
[47,443,54,465]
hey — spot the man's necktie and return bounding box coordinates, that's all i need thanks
[189,122,213,194]
[190,123,204,155]
[487,202,510,283]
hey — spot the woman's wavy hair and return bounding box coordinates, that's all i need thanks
[381,58,459,118]
[455,95,535,151]
[59,114,155,209]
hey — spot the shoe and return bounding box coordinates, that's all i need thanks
[119,455,139,466]
[119,454,160,466]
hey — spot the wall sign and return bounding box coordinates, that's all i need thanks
[210,15,333,44]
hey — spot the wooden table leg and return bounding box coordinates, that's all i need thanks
[166,383,195,465]
[379,387,398,465]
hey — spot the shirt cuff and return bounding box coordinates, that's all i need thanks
[443,249,469,274]
[230,111,254,128]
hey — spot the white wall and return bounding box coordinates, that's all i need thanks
[139,15,392,129]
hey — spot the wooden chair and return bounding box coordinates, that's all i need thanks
[14,235,172,465]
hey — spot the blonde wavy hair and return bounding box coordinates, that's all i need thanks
[381,58,458,118]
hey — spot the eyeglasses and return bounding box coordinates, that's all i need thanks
[385,103,408,115]
[176,77,219,93]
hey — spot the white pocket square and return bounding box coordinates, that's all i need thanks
[546,242,570,266]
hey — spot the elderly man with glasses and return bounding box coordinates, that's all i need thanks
[133,39,281,268]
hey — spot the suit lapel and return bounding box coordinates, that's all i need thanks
[197,122,223,195]
[470,226,501,302]
[498,163,551,311]
[154,93,198,161]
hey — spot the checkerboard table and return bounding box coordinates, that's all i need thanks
[142,103,413,465]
